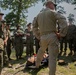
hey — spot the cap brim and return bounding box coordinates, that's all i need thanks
[54,4,57,6]
[0,13,4,15]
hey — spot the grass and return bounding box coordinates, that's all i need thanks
[1,46,76,75]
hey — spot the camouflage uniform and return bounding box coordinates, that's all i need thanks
[32,1,67,75]
[0,21,3,73]
[0,12,10,74]
[1,21,11,68]
[2,26,9,66]
[0,38,4,73]
[25,29,34,57]
[6,28,11,60]
[0,21,6,74]
[14,27,24,60]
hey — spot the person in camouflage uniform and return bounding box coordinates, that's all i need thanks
[25,23,34,57]
[0,12,10,74]
[0,12,5,74]
[14,25,24,60]
[1,21,10,66]
[0,13,12,74]
[0,37,4,74]
[6,24,12,60]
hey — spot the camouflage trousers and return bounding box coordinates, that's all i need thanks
[0,48,8,75]
[3,45,9,65]
[0,50,3,74]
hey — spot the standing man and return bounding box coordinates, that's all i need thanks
[0,12,12,74]
[32,1,67,75]
[1,21,12,68]
[0,12,4,74]
[6,24,12,60]
[25,23,34,57]
[14,25,24,60]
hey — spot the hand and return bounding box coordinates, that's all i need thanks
[26,33,30,36]
[4,40,7,45]
[55,32,61,39]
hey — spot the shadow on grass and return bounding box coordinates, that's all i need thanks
[12,65,48,75]
[23,66,48,75]
[9,56,28,66]
[58,55,74,64]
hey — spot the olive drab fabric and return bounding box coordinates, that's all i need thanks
[25,29,34,56]
[14,28,24,59]
[0,38,4,50]
[32,8,67,37]
[0,21,4,50]
[0,38,4,69]
[32,7,67,75]
[0,21,3,38]
[0,21,4,73]
[6,28,11,60]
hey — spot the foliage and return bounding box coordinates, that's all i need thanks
[67,13,75,23]
[0,0,39,26]
[72,0,76,10]
[72,0,76,4]
[74,0,76,3]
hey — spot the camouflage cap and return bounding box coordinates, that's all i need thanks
[43,0,57,6]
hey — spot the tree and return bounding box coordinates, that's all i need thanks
[72,0,76,10]
[67,13,75,24]
[0,0,39,26]
[72,0,76,4]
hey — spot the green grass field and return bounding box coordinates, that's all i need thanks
[1,47,76,75]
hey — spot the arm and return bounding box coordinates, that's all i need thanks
[32,17,40,40]
[55,12,68,37]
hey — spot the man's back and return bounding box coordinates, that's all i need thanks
[34,7,67,37]
[37,8,56,35]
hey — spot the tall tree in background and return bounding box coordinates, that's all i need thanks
[72,0,76,10]
[67,13,75,24]
[73,0,76,4]
[0,0,39,26]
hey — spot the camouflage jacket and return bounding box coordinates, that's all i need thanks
[0,21,3,38]
[0,38,4,50]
